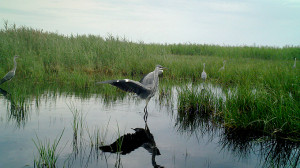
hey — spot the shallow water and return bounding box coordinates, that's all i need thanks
[0,84,298,168]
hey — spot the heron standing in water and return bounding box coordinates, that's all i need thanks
[201,63,207,81]
[0,55,19,85]
[97,65,166,120]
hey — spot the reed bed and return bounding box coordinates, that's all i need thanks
[0,22,299,88]
[177,84,299,140]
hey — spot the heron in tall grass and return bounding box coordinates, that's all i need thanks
[97,65,166,119]
[0,55,19,85]
[201,63,207,81]
[293,58,296,68]
[219,60,226,71]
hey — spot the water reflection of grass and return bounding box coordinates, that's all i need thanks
[0,88,30,127]
[220,128,300,168]
[32,106,114,168]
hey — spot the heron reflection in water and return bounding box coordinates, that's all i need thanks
[0,88,28,127]
[97,65,166,121]
[99,114,163,168]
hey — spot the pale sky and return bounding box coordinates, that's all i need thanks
[1,0,300,47]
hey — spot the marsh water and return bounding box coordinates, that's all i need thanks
[0,83,299,168]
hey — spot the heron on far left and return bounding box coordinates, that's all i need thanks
[0,55,19,86]
[97,65,166,120]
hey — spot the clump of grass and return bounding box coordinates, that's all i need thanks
[176,84,224,133]
[177,83,300,140]
[33,130,65,168]
[68,103,86,155]
[224,87,300,140]
[177,85,224,115]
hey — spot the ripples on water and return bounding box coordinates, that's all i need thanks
[0,84,299,168]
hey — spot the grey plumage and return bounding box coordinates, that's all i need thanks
[219,60,226,71]
[293,58,296,68]
[97,65,166,112]
[201,63,207,81]
[0,55,19,85]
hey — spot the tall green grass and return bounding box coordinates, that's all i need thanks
[0,22,299,91]
[177,84,299,140]
[169,43,300,60]
[225,87,299,139]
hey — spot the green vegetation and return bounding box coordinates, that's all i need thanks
[0,22,299,87]
[225,87,299,139]
[33,130,65,168]
[1,22,299,140]
[177,84,299,140]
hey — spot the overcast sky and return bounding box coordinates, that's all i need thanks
[1,0,299,47]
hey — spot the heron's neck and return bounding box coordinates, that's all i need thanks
[13,58,17,72]
[203,64,205,71]
[153,68,159,88]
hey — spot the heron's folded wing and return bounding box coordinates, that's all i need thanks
[0,71,14,85]
[97,79,150,95]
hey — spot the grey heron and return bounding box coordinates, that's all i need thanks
[97,65,167,116]
[293,58,296,68]
[0,55,19,85]
[201,63,207,81]
[219,60,226,71]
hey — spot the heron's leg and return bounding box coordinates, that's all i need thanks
[144,98,150,122]
[144,98,150,112]
[143,111,148,122]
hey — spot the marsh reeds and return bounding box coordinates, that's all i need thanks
[176,84,224,135]
[177,83,299,140]
[1,22,299,88]
[33,130,65,168]
[225,87,299,140]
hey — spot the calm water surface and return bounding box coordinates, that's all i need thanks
[0,85,298,168]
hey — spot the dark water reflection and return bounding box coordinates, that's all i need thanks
[0,88,29,127]
[0,84,299,168]
[221,129,300,168]
[100,116,163,168]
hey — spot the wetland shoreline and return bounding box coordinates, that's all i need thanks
[0,23,299,141]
